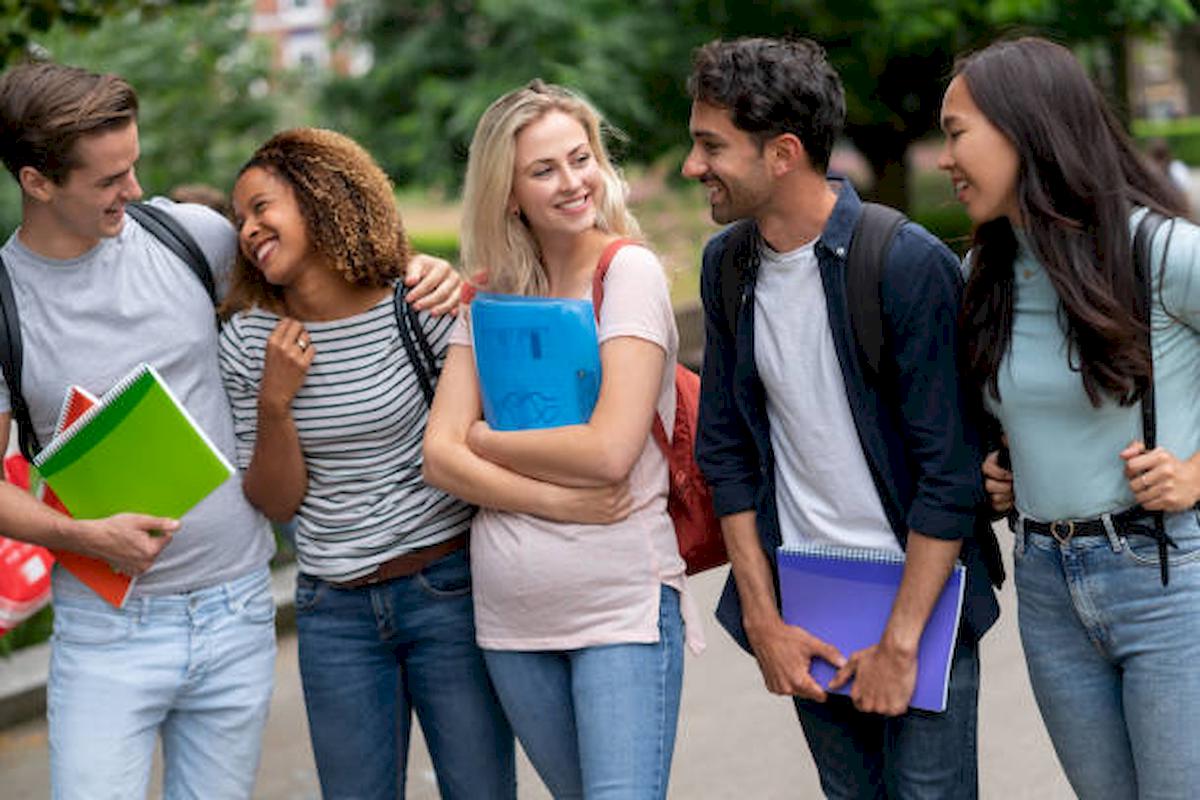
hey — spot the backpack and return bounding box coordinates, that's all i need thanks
[392,282,442,408]
[592,239,728,575]
[0,202,218,464]
[1131,208,1182,586]
[719,202,907,377]
[0,203,445,463]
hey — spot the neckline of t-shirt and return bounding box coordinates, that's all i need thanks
[759,237,817,264]
[5,226,116,268]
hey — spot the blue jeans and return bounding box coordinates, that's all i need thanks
[295,548,515,799]
[793,636,980,799]
[483,585,684,800]
[1013,508,1200,799]
[48,566,276,800]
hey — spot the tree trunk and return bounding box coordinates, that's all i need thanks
[851,127,912,212]
[1106,30,1132,128]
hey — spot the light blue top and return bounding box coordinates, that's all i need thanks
[984,211,1200,521]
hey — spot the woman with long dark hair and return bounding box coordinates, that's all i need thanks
[938,37,1200,797]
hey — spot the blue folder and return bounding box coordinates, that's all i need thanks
[777,544,966,713]
[470,293,601,431]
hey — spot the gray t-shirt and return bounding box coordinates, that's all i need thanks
[0,199,273,596]
[754,238,899,554]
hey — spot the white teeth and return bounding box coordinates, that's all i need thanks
[255,240,277,264]
[559,196,588,211]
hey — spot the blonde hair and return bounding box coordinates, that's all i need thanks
[460,80,640,296]
[222,127,408,316]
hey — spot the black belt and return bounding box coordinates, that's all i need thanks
[1009,505,1177,585]
[1009,505,1154,544]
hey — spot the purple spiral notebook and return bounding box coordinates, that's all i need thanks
[777,545,965,713]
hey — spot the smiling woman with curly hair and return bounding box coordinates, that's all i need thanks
[221,127,410,316]
[216,127,517,799]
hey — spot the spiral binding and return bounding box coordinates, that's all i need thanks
[33,363,153,468]
[777,542,907,566]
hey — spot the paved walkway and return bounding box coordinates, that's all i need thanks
[0,544,1072,799]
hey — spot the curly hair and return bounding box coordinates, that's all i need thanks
[222,127,408,316]
[687,37,844,170]
[460,80,640,297]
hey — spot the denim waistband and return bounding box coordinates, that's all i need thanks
[52,565,271,617]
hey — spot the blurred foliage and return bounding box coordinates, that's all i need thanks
[408,230,460,263]
[323,0,1194,209]
[0,0,280,235]
[1134,116,1200,164]
[0,0,210,67]
[0,604,52,658]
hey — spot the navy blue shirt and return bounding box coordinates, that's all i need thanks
[695,181,1002,650]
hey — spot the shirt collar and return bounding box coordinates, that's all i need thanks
[814,176,863,263]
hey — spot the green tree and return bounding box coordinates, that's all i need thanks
[0,0,209,67]
[326,0,1195,208]
[0,0,279,234]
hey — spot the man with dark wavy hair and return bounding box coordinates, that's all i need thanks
[686,37,1001,798]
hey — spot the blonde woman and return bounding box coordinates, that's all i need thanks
[423,82,702,799]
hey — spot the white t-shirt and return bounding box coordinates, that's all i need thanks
[452,244,702,652]
[754,239,900,554]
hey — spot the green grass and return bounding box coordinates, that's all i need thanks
[1133,116,1200,165]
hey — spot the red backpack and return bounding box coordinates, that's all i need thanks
[593,239,727,574]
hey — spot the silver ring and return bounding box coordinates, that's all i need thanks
[296,336,309,351]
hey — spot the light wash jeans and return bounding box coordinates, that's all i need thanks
[295,548,515,800]
[483,585,685,800]
[1013,508,1200,799]
[48,566,276,800]
[793,637,980,800]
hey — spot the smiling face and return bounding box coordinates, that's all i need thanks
[232,166,317,288]
[29,121,143,255]
[681,101,774,224]
[509,110,603,243]
[937,76,1021,226]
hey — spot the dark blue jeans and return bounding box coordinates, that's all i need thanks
[793,637,980,800]
[294,548,515,800]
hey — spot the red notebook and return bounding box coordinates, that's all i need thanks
[39,385,136,608]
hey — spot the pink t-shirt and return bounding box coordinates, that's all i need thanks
[451,244,703,652]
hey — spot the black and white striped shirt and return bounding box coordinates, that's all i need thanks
[218,289,473,582]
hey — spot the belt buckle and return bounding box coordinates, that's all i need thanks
[1050,519,1076,545]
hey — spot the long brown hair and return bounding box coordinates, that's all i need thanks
[956,38,1187,408]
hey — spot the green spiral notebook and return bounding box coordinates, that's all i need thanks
[33,363,234,522]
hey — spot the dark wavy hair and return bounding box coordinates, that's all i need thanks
[956,37,1187,407]
[687,36,844,170]
[222,128,408,316]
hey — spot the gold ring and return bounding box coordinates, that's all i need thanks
[297,336,309,351]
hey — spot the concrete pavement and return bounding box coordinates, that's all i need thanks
[0,547,1072,798]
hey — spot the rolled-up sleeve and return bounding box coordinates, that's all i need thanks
[882,229,984,541]
[694,233,761,517]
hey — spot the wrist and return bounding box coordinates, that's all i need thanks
[258,397,293,420]
[880,627,920,660]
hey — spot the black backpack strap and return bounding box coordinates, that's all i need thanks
[0,254,39,462]
[126,201,216,304]
[719,219,759,337]
[845,202,906,379]
[1132,208,1178,585]
[392,284,440,407]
